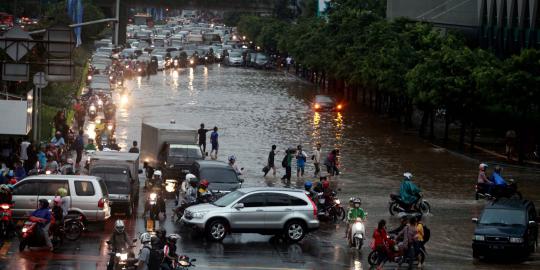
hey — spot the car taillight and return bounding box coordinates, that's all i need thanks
[314,103,320,109]
[98,198,105,209]
[0,204,10,210]
[306,194,317,218]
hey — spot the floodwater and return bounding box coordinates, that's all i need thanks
[1,65,539,269]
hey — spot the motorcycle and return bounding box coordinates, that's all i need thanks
[0,202,13,239]
[475,180,522,200]
[368,235,426,269]
[19,217,60,251]
[145,189,165,220]
[317,192,346,222]
[88,104,97,121]
[348,218,365,250]
[175,255,196,270]
[107,239,137,270]
[388,193,431,216]
[60,214,85,241]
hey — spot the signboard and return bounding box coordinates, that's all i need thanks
[46,59,74,82]
[2,63,29,81]
[26,89,33,135]
[33,72,48,88]
[0,100,31,135]
[0,26,35,61]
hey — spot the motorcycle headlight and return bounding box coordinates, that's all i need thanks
[150,193,157,200]
[89,105,96,111]
[119,253,128,260]
[510,237,524,243]
[98,100,103,106]
[473,235,485,241]
[165,183,175,193]
[354,222,364,231]
[190,60,194,64]
[192,211,208,219]
[334,199,340,205]
[22,227,28,233]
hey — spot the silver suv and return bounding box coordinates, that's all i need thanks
[181,187,319,242]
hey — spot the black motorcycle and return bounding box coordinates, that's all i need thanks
[388,193,431,216]
[175,255,196,270]
[475,180,522,200]
[106,239,137,270]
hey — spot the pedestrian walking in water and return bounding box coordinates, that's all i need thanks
[286,56,292,72]
[210,127,219,160]
[198,123,210,155]
[312,143,322,177]
[264,145,277,177]
[281,148,292,184]
[73,130,84,168]
[296,145,307,178]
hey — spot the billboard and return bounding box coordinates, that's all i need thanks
[0,99,31,135]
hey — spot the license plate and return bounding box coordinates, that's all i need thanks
[489,245,503,250]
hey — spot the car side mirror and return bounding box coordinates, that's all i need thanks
[233,203,244,209]
[529,220,537,226]
[472,218,478,224]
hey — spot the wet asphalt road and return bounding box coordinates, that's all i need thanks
[1,65,540,269]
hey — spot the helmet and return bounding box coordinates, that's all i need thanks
[479,163,488,170]
[38,198,49,209]
[66,158,74,164]
[403,172,413,180]
[228,155,236,162]
[57,187,68,197]
[140,232,151,243]
[349,197,356,203]
[186,174,197,183]
[353,198,362,206]
[322,180,330,189]
[115,220,125,233]
[154,170,162,177]
[53,196,62,205]
[304,181,313,189]
[8,179,16,185]
[166,233,180,242]
[200,179,209,188]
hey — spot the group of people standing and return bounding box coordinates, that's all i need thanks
[197,123,219,159]
[263,143,340,184]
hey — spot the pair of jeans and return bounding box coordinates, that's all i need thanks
[41,223,52,248]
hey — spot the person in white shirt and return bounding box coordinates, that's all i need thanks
[313,143,322,177]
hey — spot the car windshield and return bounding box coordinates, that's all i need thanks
[200,167,238,183]
[168,145,203,158]
[212,190,245,207]
[230,51,241,57]
[104,179,130,194]
[479,209,526,226]
[315,96,334,103]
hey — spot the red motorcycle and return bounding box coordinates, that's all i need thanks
[368,235,425,268]
[0,203,13,239]
[19,216,60,251]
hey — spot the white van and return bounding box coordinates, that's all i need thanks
[11,175,111,222]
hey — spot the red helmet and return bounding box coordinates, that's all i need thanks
[200,179,209,188]
[8,178,17,185]
[322,180,330,189]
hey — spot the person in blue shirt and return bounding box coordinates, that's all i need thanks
[210,126,219,159]
[51,131,65,147]
[490,166,507,187]
[30,199,53,250]
[399,172,422,208]
[37,145,47,170]
[296,145,307,177]
[13,161,26,180]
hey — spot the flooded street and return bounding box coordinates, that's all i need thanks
[2,65,539,270]
[113,65,540,269]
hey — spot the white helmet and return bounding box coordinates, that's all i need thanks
[114,220,125,233]
[154,170,162,177]
[479,163,488,170]
[403,172,413,180]
[140,232,151,243]
[185,173,197,182]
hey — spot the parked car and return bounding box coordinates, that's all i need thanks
[225,50,242,66]
[154,55,166,71]
[190,160,243,194]
[181,187,319,242]
[11,175,111,222]
[253,53,271,69]
[472,198,538,259]
[311,95,343,111]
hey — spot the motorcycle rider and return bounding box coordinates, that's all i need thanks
[109,220,130,252]
[228,155,243,175]
[60,158,75,175]
[30,199,53,251]
[477,163,492,194]
[50,196,64,242]
[304,181,316,200]
[185,174,198,204]
[398,173,422,211]
[346,198,366,242]
[396,216,419,264]
[137,232,152,270]
[490,165,507,187]
[197,179,212,203]
[161,234,180,270]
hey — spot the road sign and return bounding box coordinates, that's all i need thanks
[0,26,35,61]
[33,72,48,88]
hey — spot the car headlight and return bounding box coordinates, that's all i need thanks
[473,235,485,241]
[510,237,524,243]
[192,211,208,219]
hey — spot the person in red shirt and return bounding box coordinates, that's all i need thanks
[372,219,389,269]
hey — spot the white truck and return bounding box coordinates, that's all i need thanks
[88,151,141,216]
[141,122,203,192]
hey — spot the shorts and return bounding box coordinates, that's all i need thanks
[211,143,218,151]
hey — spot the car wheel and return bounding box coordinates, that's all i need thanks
[207,219,227,241]
[284,220,306,242]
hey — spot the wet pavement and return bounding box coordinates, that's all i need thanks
[1,65,540,269]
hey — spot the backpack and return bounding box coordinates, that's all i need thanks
[144,246,163,270]
[422,224,430,243]
[281,155,288,168]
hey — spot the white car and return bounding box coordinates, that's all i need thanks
[154,55,166,71]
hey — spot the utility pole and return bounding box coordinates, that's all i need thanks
[114,0,120,46]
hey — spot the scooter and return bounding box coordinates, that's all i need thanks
[88,104,97,121]
[175,255,196,270]
[106,239,137,270]
[348,218,365,250]
[0,202,13,239]
[368,235,426,268]
[388,193,431,216]
[475,180,522,200]
[19,217,60,251]
[316,192,346,222]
